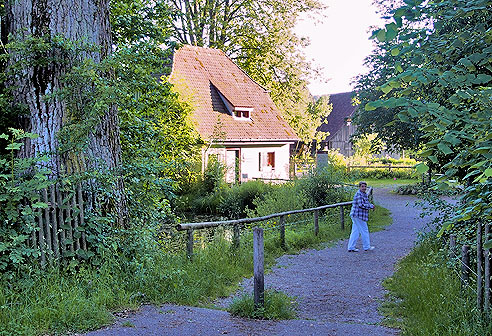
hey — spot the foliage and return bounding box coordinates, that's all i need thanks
[228,290,297,320]
[0,130,52,274]
[361,0,492,240]
[295,166,350,207]
[381,236,492,335]
[217,181,274,219]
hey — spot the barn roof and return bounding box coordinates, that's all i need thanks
[169,45,298,142]
[318,92,358,141]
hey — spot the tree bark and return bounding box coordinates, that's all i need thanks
[5,0,128,227]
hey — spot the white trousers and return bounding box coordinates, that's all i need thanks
[348,216,371,250]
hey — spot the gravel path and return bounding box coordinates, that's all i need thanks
[84,187,434,336]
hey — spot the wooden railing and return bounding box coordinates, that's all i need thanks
[177,186,373,307]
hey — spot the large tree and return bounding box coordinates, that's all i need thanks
[3,0,128,226]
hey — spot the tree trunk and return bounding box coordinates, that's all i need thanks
[5,0,128,226]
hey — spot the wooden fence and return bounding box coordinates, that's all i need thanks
[32,183,88,266]
[177,187,373,307]
[347,165,415,172]
[450,222,492,314]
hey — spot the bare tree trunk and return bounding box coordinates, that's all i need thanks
[5,0,128,227]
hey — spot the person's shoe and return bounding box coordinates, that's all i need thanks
[364,246,375,251]
[348,248,359,252]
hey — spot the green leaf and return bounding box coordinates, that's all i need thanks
[381,84,393,94]
[376,29,386,42]
[437,143,453,155]
[391,48,400,56]
[5,143,22,150]
[0,134,8,140]
[365,102,377,111]
[415,163,429,174]
[485,168,492,177]
[32,202,48,209]
[459,58,476,71]
[484,240,492,249]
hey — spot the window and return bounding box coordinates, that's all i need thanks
[267,152,275,169]
[234,108,251,119]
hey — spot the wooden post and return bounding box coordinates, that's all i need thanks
[449,234,456,259]
[279,215,286,250]
[72,193,81,252]
[77,185,87,251]
[477,222,483,311]
[56,185,67,256]
[314,210,319,236]
[49,185,60,259]
[462,245,470,287]
[37,209,46,267]
[233,224,240,249]
[42,188,52,260]
[340,206,345,231]
[485,223,491,314]
[186,229,194,260]
[253,227,265,308]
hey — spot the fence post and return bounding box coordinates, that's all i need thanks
[253,227,265,309]
[314,210,319,236]
[462,245,470,287]
[186,229,194,260]
[477,222,483,311]
[233,224,240,249]
[485,223,491,314]
[340,206,345,231]
[449,234,456,258]
[280,215,286,250]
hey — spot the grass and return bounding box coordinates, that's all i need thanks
[0,204,392,335]
[381,237,492,335]
[228,289,297,320]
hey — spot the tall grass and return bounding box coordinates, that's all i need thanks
[0,204,391,336]
[381,237,492,335]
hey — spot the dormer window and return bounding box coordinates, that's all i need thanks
[234,108,251,119]
[212,81,253,120]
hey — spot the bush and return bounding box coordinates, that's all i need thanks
[217,180,274,219]
[295,166,350,207]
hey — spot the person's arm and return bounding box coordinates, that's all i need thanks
[356,193,374,210]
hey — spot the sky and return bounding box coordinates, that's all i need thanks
[295,0,386,95]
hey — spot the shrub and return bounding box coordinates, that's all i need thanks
[217,180,274,219]
[295,166,350,207]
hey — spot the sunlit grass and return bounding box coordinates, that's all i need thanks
[381,238,492,335]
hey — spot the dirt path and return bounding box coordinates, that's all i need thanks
[84,187,433,336]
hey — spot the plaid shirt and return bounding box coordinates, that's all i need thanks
[349,190,373,222]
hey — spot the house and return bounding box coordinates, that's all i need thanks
[316,92,401,162]
[169,45,299,183]
[317,92,357,157]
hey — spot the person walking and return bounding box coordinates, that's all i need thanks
[348,181,375,252]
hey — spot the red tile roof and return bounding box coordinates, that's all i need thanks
[318,92,358,141]
[170,45,298,142]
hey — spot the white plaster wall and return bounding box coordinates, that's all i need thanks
[240,144,291,181]
[203,144,292,182]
